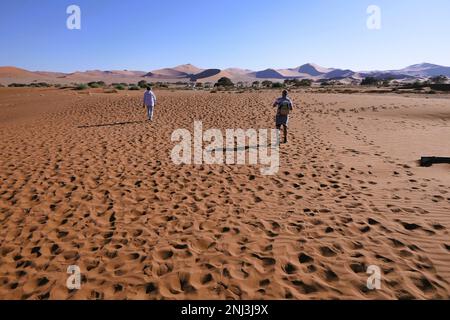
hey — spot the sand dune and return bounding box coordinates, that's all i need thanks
[145,69,190,79]
[0,67,41,79]
[193,70,236,83]
[0,87,449,300]
[172,64,204,75]
[2,62,449,86]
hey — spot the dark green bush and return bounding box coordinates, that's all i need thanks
[430,75,447,84]
[88,82,102,88]
[114,84,126,90]
[138,80,148,88]
[271,82,284,88]
[261,80,273,88]
[29,82,51,88]
[429,84,450,91]
[8,83,27,87]
[361,77,380,86]
[75,84,88,90]
[298,79,313,87]
[214,77,234,88]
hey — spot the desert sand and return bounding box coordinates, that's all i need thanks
[0,87,449,300]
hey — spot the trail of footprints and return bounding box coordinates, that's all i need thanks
[0,91,449,299]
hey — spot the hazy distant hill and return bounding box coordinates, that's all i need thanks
[1,62,449,85]
[394,63,450,77]
[249,69,286,79]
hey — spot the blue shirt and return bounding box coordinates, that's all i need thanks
[274,96,293,115]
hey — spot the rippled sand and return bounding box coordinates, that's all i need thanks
[0,87,449,299]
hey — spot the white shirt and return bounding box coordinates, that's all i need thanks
[144,90,156,107]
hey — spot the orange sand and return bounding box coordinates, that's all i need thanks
[0,88,449,300]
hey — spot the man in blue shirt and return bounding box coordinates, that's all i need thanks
[273,90,293,143]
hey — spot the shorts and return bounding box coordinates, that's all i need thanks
[276,115,289,127]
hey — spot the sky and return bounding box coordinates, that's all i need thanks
[1,0,450,72]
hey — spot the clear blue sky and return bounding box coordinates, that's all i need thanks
[1,0,449,72]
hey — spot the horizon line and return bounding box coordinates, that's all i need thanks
[2,62,449,75]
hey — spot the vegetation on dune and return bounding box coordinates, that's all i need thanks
[138,80,148,88]
[284,79,313,87]
[8,83,28,87]
[271,82,284,88]
[7,82,54,88]
[88,82,100,88]
[3,75,447,93]
[361,77,380,86]
[430,75,448,84]
[214,77,234,88]
[381,78,393,87]
[360,77,392,87]
[429,83,450,91]
[261,80,273,88]
[141,81,168,89]
[156,82,169,88]
[29,82,51,87]
[114,84,126,90]
[88,81,106,88]
[75,83,88,90]
[412,80,425,89]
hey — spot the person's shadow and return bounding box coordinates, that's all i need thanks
[208,143,280,153]
[77,120,147,128]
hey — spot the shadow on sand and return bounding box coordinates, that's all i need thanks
[208,143,281,153]
[78,120,147,129]
[420,156,450,167]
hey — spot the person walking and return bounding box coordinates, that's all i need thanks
[273,90,293,143]
[143,86,157,121]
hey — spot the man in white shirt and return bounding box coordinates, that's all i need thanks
[143,86,157,121]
